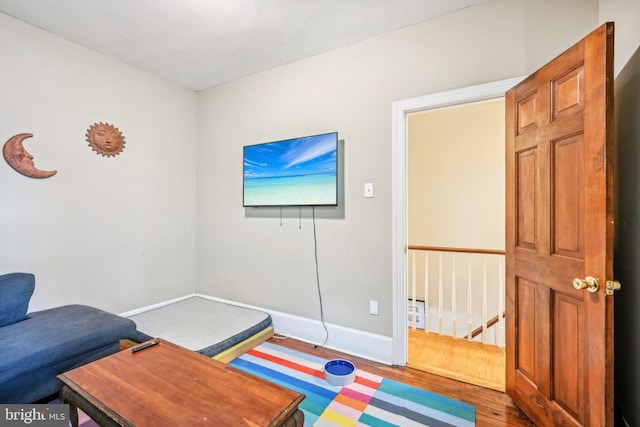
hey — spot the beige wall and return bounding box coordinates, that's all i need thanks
[523,0,599,72]
[0,13,198,313]
[600,0,640,76]
[408,100,505,250]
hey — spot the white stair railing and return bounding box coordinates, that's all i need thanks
[408,246,506,347]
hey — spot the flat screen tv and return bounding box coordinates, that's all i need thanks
[243,132,338,207]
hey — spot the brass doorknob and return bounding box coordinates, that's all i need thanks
[573,276,599,292]
[606,280,621,296]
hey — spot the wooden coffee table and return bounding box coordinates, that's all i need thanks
[57,338,305,426]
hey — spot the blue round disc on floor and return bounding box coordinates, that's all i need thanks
[324,359,355,385]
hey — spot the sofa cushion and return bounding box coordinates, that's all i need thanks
[0,273,35,327]
[0,304,137,382]
[0,342,120,404]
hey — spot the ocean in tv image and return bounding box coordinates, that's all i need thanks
[244,132,338,206]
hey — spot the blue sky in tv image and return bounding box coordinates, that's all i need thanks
[243,132,337,179]
[243,132,338,207]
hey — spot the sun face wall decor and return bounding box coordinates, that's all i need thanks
[3,133,57,178]
[86,122,126,157]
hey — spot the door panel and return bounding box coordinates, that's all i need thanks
[506,23,614,426]
[515,278,537,381]
[516,149,536,248]
[553,292,584,419]
[552,134,583,256]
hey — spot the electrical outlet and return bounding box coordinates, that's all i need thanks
[364,182,374,198]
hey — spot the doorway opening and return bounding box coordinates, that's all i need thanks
[407,100,506,390]
[391,77,524,388]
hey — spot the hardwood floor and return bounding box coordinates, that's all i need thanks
[269,336,534,427]
[408,330,506,392]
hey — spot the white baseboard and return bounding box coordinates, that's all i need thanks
[198,294,394,365]
[119,293,394,364]
[195,294,394,364]
[268,308,394,365]
[118,293,198,317]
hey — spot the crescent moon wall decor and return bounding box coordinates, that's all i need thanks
[2,133,57,179]
[86,122,126,157]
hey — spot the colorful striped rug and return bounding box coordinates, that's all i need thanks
[229,342,476,427]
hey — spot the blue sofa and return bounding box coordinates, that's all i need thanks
[0,273,138,403]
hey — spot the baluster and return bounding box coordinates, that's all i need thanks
[467,254,472,341]
[482,255,488,345]
[424,251,429,333]
[438,253,443,335]
[451,255,457,338]
[411,250,416,329]
[498,256,505,347]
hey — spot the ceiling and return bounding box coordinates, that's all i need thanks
[0,0,485,91]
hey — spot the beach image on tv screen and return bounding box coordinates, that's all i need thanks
[243,132,338,206]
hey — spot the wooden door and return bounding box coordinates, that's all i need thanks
[505,23,615,426]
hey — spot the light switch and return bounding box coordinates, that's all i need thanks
[364,182,374,198]
[369,300,378,315]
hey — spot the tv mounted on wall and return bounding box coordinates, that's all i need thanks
[243,131,338,207]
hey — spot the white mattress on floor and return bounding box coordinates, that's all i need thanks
[128,296,270,352]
